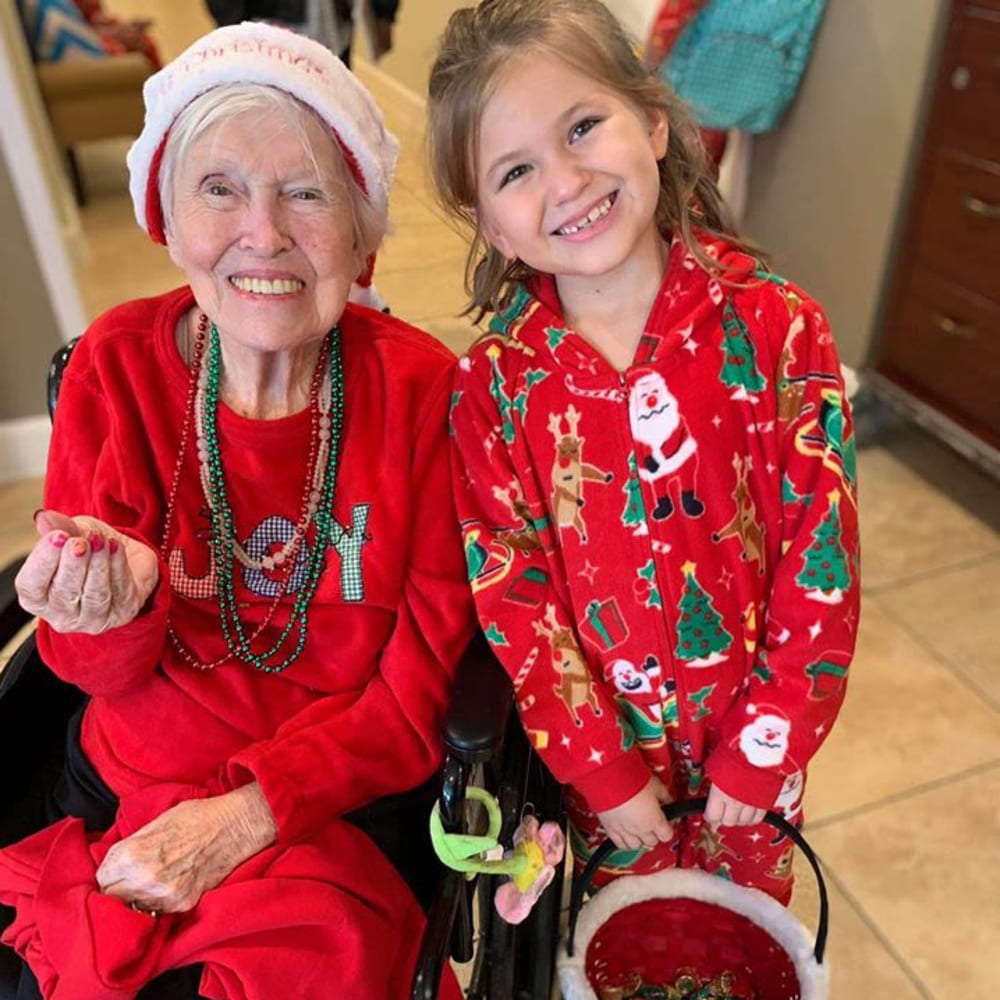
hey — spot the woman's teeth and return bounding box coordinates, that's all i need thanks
[556,195,614,235]
[230,276,304,295]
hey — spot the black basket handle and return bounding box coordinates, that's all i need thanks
[567,797,828,964]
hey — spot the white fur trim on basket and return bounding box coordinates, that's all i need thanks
[558,867,830,1000]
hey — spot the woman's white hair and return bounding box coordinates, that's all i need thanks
[158,83,384,260]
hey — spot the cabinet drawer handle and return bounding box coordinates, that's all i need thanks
[932,313,976,339]
[962,194,1000,220]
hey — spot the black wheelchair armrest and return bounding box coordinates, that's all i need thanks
[442,631,513,764]
[48,338,79,422]
[411,634,513,1000]
[0,558,31,680]
[0,625,37,703]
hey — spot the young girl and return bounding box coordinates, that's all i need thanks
[428,0,858,902]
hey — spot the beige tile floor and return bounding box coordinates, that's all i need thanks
[3,3,998,997]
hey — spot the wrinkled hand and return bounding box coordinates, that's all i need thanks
[15,510,158,634]
[596,776,673,852]
[96,784,278,915]
[704,784,766,829]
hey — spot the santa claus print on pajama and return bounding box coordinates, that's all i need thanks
[450,235,860,901]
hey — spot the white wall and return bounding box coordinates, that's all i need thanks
[604,0,658,43]
[742,0,948,368]
[0,4,90,478]
[0,2,87,349]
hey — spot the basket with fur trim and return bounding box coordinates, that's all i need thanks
[558,799,829,999]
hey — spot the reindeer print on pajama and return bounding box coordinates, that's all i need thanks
[451,237,860,900]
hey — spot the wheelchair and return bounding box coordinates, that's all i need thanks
[0,340,567,1000]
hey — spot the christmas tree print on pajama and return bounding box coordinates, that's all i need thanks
[797,490,852,604]
[674,561,733,667]
[719,300,767,401]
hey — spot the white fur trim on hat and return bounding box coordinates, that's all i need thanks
[126,21,399,248]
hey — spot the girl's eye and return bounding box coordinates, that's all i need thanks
[291,189,322,201]
[204,181,233,198]
[499,164,530,189]
[570,117,600,142]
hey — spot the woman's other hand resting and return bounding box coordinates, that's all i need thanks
[596,775,674,852]
[15,509,159,634]
[96,783,278,914]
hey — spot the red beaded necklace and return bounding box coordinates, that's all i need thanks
[160,313,339,671]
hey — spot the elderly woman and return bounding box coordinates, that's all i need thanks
[0,22,470,1000]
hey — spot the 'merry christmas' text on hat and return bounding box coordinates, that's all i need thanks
[126,21,399,306]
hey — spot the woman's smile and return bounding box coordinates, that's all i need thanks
[228,275,307,296]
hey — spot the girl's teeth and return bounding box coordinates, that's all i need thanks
[230,277,303,294]
[558,196,613,235]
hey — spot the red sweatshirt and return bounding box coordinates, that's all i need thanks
[37,286,474,843]
[450,236,859,819]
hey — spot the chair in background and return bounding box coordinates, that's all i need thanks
[34,52,151,205]
[16,0,158,204]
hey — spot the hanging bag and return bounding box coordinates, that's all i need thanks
[661,0,828,133]
[558,799,830,999]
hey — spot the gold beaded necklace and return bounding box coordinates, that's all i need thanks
[160,313,344,672]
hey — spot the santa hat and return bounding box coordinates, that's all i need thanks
[126,21,399,310]
[745,704,790,724]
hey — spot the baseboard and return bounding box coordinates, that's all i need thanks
[0,417,50,484]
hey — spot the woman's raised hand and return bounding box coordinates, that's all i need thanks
[15,510,159,634]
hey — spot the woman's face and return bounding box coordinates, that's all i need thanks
[166,107,362,354]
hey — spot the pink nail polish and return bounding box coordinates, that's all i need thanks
[50,532,68,548]
[88,532,105,553]
[108,537,120,555]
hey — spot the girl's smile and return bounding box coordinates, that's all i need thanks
[553,192,618,237]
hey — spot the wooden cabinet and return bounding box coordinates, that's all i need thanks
[872,0,1000,473]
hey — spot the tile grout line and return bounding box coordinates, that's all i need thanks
[866,592,1000,712]
[862,550,1000,597]
[805,757,1000,832]
[819,864,937,999]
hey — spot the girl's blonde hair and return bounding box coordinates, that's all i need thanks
[427,0,761,319]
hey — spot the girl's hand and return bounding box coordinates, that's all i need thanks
[596,776,674,852]
[704,784,766,828]
[96,784,278,915]
[15,510,158,634]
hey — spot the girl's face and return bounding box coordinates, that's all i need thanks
[166,108,362,356]
[475,52,668,295]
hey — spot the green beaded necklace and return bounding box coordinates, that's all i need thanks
[171,321,344,674]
